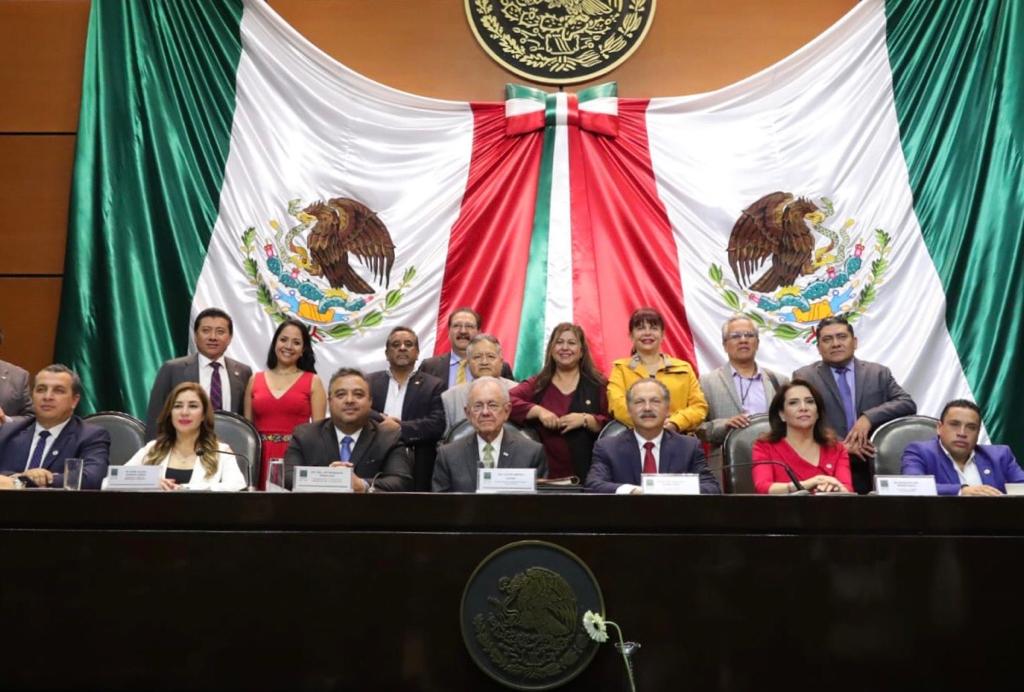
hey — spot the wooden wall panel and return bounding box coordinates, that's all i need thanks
[0,136,75,275]
[0,0,90,133]
[0,278,63,378]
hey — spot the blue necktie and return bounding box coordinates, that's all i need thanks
[27,430,51,469]
[835,367,857,433]
[340,436,353,462]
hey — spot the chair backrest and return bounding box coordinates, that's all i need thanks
[444,419,536,445]
[721,414,771,494]
[213,411,261,489]
[870,415,939,477]
[597,419,629,440]
[82,412,146,466]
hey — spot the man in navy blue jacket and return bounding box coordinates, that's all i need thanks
[586,379,720,495]
[0,364,109,489]
[902,399,1023,496]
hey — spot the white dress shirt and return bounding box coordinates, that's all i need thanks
[476,430,504,468]
[25,418,72,470]
[383,370,410,419]
[615,431,665,494]
[198,353,231,412]
[941,442,981,494]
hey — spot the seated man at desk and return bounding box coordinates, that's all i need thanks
[586,379,720,495]
[901,399,1024,496]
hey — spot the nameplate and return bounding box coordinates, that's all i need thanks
[1005,483,1024,496]
[292,466,352,493]
[642,473,700,495]
[105,465,162,491]
[477,467,536,494]
[874,475,937,496]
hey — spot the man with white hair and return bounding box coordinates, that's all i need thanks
[441,334,518,433]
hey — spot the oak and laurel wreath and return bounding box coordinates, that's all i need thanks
[241,225,417,341]
[708,228,893,342]
[475,0,646,73]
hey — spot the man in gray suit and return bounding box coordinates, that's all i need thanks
[698,315,787,481]
[0,328,32,419]
[441,334,518,434]
[144,308,252,439]
[433,377,546,492]
[793,315,916,493]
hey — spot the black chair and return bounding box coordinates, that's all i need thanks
[444,419,537,445]
[82,411,146,466]
[870,415,938,477]
[721,414,771,494]
[597,419,629,440]
[213,411,261,489]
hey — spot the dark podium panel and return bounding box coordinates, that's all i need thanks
[2,492,1023,691]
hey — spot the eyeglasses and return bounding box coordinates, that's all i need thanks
[470,402,503,413]
[725,331,758,341]
[470,353,499,362]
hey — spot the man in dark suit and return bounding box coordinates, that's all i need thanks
[284,367,412,492]
[419,307,514,391]
[0,364,110,489]
[902,399,1024,496]
[145,307,252,439]
[367,326,445,491]
[793,315,916,493]
[586,379,720,494]
[433,377,545,492]
[0,359,32,419]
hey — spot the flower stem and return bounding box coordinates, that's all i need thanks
[605,620,637,692]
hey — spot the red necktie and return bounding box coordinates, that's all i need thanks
[643,441,656,474]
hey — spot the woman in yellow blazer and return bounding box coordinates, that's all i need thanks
[608,307,708,432]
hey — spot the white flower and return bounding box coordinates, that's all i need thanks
[582,610,609,643]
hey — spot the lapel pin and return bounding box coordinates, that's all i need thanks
[585,399,591,405]
[983,468,991,475]
[502,451,509,457]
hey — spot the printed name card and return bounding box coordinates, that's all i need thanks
[642,473,701,495]
[292,466,353,493]
[874,475,937,496]
[477,468,536,494]
[104,465,163,491]
[1004,483,1024,496]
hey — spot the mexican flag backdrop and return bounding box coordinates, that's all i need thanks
[57,0,1023,456]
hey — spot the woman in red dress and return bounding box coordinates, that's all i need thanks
[509,323,609,480]
[244,319,326,489]
[752,379,852,494]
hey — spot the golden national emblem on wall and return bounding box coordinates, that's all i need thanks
[465,0,656,85]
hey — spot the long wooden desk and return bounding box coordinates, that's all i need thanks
[2,492,1021,690]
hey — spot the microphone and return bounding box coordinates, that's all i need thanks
[365,471,383,494]
[724,460,811,495]
[215,449,255,491]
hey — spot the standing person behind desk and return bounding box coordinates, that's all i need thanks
[902,399,1024,496]
[284,368,412,492]
[793,314,916,493]
[586,379,720,494]
[441,334,518,433]
[145,307,252,440]
[508,323,608,480]
[752,379,852,494]
[419,307,514,391]
[116,382,245,491]
[0,364,110,489]
[0,327,32,418]
[244,319,326,489]
[608,307,707,433]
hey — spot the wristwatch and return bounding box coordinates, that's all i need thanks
[10,475,26,489]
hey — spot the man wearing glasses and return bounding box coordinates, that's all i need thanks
[419,307,514,391]
[432,376,545,492]
[440,334,518,433]
[794,315,916,493]
[698,315,788,482]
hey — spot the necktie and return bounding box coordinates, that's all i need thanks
[455,359,467,385]
[209,362,223,410]
[482,443,495,468]
[27,430,51,469]
[642,441,656,474]
[835,366,857,433]
[340,436,353,462]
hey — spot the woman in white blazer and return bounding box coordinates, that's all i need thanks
[121,382,246,491]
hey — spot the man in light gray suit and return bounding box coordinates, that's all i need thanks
[793,315,916,493]
[698,315,787,481]
[144,308,252,439]
[433,377,546,492]
[441,334,517,434]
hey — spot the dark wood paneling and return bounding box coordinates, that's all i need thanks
[0,135,75,275]
[0,277,62,376]
[0,0,90,133]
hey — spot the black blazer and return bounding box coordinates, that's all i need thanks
[366,370,445,445]
[419,353,514,391]
[283,418,412,492]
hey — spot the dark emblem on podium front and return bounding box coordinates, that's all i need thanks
[461,541,604,689]
[465,0,657,85]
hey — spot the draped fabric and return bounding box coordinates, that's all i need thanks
[885,0,1024,456]
[55,0,244,414]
